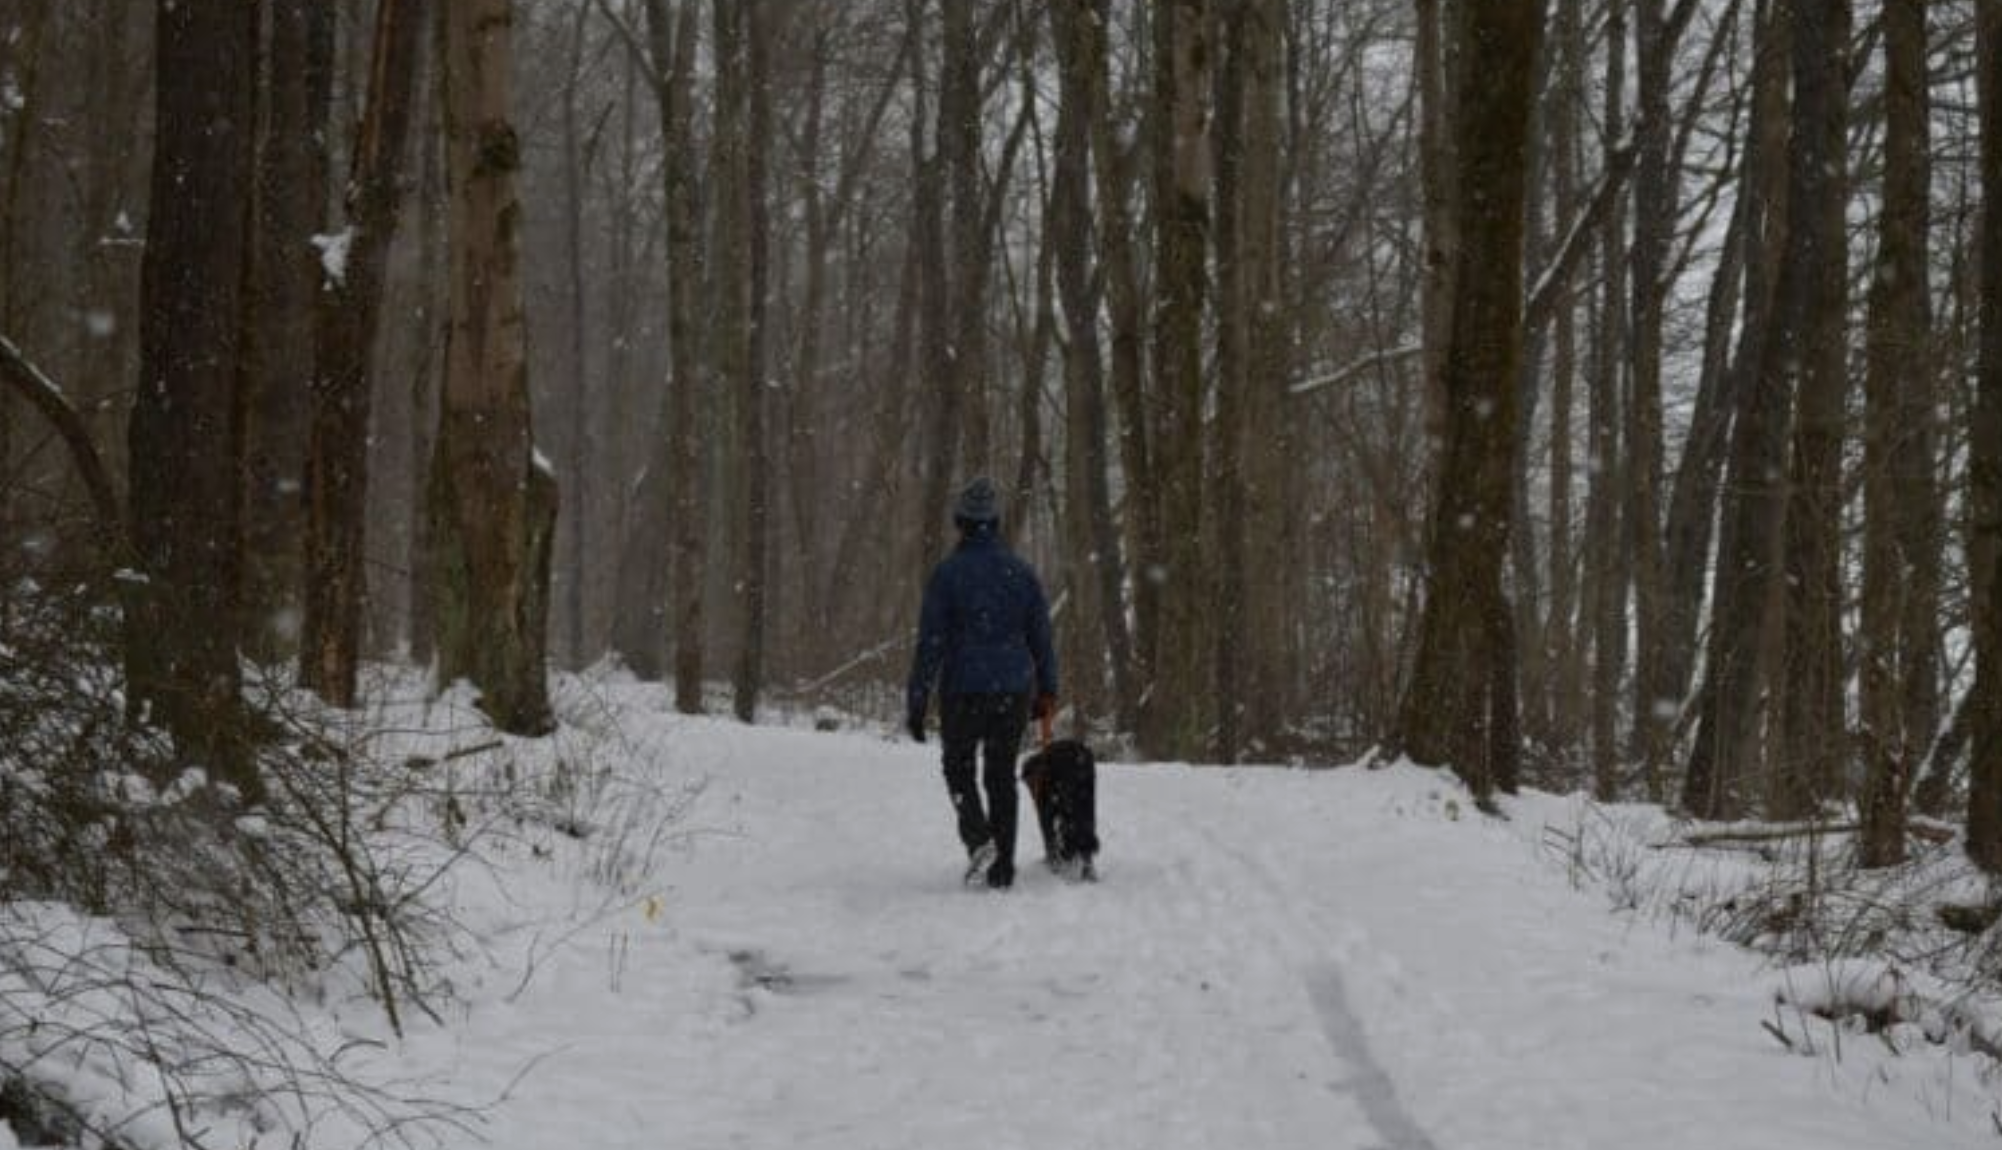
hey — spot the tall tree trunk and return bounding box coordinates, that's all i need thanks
[1683,1,1800,820]
[608,0,700,689]
[128,0,259,787]
[1628,0,1676,795]
[1213,0,1249,762]
[1414,0,1457,446]
[1966,0,2002,871]
[656,0,706,715]
[912,0,956,568]
[1238,0,1288,755]
[1051,0,1137,735]
[243,0,334,662]
[941,0,992,476]
[299,0,427,708]
[408,14,446,667]
[1588,0,1630,800]
[718,0,770,723]
[1545,0,1584,752]
[1143,0,1214,761]
[430,0,556,735]
[1774,0,1850,819]
[559,1,592,670]
[1396,0,1541,802]
[1859,0,1930,868]
[1662,0,1786,782]
[1087,0,1159,707]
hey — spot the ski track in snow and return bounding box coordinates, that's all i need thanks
[360,686,1994,1150]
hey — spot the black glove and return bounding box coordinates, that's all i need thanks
[906,709,927,743]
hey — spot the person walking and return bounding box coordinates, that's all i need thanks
[906,477,1058,889]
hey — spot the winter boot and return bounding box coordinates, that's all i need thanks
[964,840,998,888]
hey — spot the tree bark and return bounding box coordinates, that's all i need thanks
[299,0,427,708]
[430,0,556,735]
[1628,0,1677,793]
[559,1,593,670]
[1545,0,1584,752]
[1050,0,1137,735]
[242,0,334,661]
[1859,0,1930,868]
[128,0,260,787]
[1967,0,2002,871]
[1684,1,1801,820]
[1774,0,1850,820]
[1143,0,1214,761]
[941,0,992,477]
[1396,0,1541,802]
[716,0,771,723]
[1087,0,1160,707]
[912,0,956,569]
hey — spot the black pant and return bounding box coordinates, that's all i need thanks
[940,693,1030,876]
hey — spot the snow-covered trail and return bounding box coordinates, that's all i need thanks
[394,692,1992,1150]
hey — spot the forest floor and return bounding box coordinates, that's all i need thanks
[375,670,1996,1150]
[7,668,1999,1149]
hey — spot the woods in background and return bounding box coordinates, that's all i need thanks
[3,0,2002,864]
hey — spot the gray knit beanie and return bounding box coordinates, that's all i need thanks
[953,476,1000,524]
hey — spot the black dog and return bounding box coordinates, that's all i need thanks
[1020,739,1099,881]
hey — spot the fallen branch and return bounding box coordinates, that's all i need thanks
[1658,820,1955,850]
[0,332,124,552]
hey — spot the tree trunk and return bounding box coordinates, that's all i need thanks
[559,1,592,670]
[408,14,446,668]
[430,0,556,736]
[1588,0,1629,799]
[717,0,770,723]
[242,0,334,662]
[1414,0,1457,446]
[299,0,427,708]
[1628,0,1676,795]
[1396,0,1541,803]
[1085,0,1159,711]
[1545,0,1584,752]
[1213,0,1249,762]
[1967,0,2002,871]
[1243,0,1289,755]
[912,0,956,569]
[1859,0,1929,868]
[128,0,260,787]
[1683,1,1800,821]
[659,0,706,715]
[1774,0,1850,820]
[942,0,992,477]
[1144,0,1214,761]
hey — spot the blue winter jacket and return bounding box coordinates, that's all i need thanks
[907,523,1059,716]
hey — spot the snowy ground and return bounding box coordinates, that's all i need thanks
[370,674,1996,1150]
[8,671,1998,1148]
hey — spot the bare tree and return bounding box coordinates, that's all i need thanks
[1683,1,1798,821]
[1144,0,1214,761]
[429,0,557,735]
[126,0,259,787]
[1396,0,1542,802]
[1967,0,2002,871]
[299,0,428,708]
[242,0,334,660]
[1774,0,1850,819]
[1859,0,1930,868]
